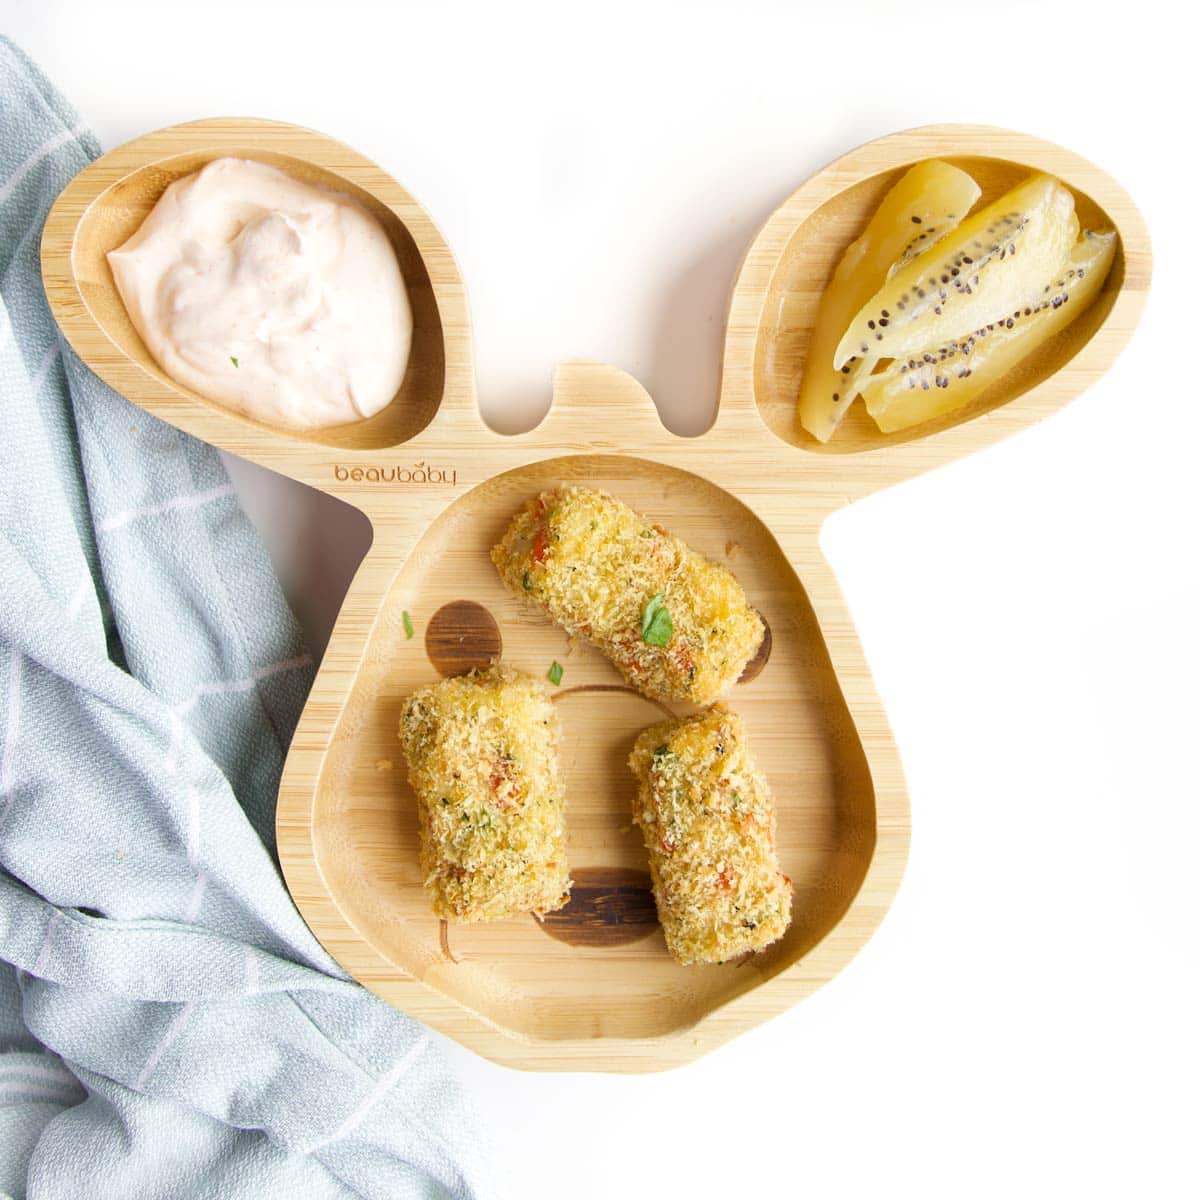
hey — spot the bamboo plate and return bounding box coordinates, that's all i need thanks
[41,119,1150,1072]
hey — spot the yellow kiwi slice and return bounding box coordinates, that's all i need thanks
[834,174,1079,376]
[797,160,982,443]
[862,229,1117,434]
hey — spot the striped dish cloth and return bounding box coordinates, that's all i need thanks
[0,37,490,1200]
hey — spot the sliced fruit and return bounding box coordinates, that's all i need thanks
[797,160,982,442]
[862,229,1117,434]
[833,174,1080,375]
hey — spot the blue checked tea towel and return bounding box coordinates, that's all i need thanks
[0,36,491,1200]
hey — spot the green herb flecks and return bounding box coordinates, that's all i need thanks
[402,610,414,639]
[547,660,563,687]
[230,356,239,368]
[641,593,674,647]
[652,744,673,758]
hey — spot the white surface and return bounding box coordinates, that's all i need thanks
[7,1,1198,1195]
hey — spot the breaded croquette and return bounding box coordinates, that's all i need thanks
[491,487,763,704]
[399,665,571,921]
[629,706,791,964]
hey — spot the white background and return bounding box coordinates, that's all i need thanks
[4,1,1197,1196]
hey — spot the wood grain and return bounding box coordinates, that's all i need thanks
[539,866,659,949]
[424,599,502,676]
[40,120,1150,1072]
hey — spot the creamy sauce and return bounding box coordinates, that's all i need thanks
[108,157,411,430]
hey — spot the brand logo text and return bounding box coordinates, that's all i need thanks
[333,463,458,485]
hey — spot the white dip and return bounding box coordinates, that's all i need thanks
[108,157,412,430]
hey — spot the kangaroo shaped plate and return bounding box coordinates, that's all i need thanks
[42,119,1150,1071]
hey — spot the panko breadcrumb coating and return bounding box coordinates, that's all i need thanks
[629,706,792,965]
[491,487,763,704]
[398,665,571,922]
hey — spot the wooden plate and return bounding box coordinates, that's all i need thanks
[41,120,1150,1071]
